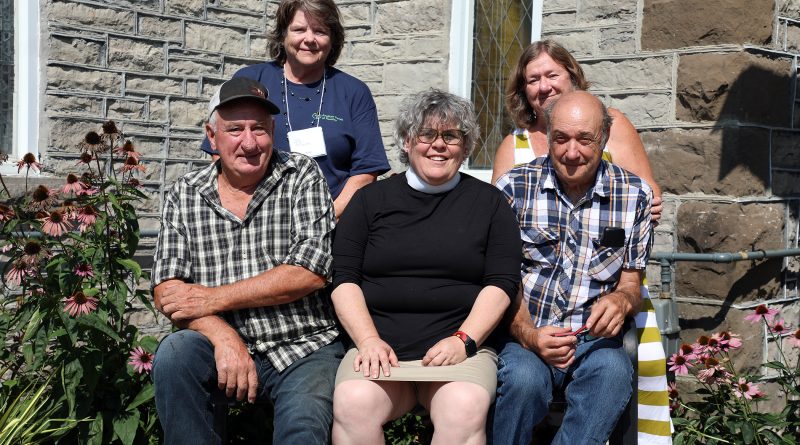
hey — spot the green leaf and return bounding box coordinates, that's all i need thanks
[763,361,787,371]
[112,410,140,445]
[126,384,154,411]
[760,428,783,445]
[86,413,104,445]
[75,315,123,343]
[20,309,42,343]
[674,431,685,445]
[115,258,142,280]
[742,421,755,444]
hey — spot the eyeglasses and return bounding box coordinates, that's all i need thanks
[417,128,465,145]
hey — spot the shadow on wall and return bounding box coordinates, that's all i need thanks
[667,52,796,332]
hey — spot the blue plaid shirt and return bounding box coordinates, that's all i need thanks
[496,157,653,330]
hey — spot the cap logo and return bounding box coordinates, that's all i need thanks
[251,87,266,98]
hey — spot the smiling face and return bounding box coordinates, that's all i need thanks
[524,52,576,118]
[548,91,605,199]
[282,10,332,71]
[207,100,275,183]
[404,119,466,186]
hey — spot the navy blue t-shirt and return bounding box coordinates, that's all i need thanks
[202,62,390,199]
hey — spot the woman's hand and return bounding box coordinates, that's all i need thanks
[354,336,398,378]
[422,336,468,367]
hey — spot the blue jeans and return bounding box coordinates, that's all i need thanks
[152,329,344,445]
[490,336,633,445]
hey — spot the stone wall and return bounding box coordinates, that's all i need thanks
[541,0,800,375]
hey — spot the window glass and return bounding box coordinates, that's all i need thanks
[470,0,532,168]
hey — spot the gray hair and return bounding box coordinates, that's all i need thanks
[544,94,613,150]
[393,89,480,165]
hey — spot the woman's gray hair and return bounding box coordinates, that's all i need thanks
[393,89,480,165]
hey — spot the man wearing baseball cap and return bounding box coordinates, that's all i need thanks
[151,77,344,444]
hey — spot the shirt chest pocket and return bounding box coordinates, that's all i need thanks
[587,244,625,283]
[520,227,560,268]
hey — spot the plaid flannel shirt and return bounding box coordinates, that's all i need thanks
[152,150,339,372]
[496,157,653,330]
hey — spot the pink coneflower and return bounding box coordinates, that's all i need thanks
[0,203,15,222]
[21,240,49,266]
[744,304,779,324]
[678,343,697,361]
[770,318,791,335]
[76,205,98,231]
[127,178,143,189]
[1,244,12,253]
[733,378,763,400]
[76,152,94,166]
[40,210,73,237]
[789,329,800,347]
[668,349,694,375]
[713,331,743,351]
[128,346,154,374]
[120,156,146,173]
[63,290,99,317]
[61,173,88,195]
[4,260,29,287]
[114,140,142,161]
[696,357,731,385]
[27,185,57,212]
[667,382,679,400]
[17,153,42,173]
[74,263,94,278]
[80,131,106,154]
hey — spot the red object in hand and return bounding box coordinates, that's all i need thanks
[552,324,588,337]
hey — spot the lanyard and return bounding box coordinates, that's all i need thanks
[283,67,327,132]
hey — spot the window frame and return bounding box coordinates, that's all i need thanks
[449,0,543,181]
[1,0,40,175]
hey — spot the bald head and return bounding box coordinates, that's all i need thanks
[544,91,614,201]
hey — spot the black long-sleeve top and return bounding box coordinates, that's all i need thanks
[333,173,522,360]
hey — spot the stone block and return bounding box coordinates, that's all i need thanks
[340,3,370,24]
[583,57,672,91]
[133,186,162,214]
[48,36,105,66]
[121,122,168,135]
[131,135,167,158]
[544,0,577,10]
[607,93,671,126]
[785,22,800,52]
[136,160,163,182]
[219,0,266,14]
[675,201,784,302]
[168,99,208,128]
[222,57,265,77]
[642,0,773,50]
[337,63,384,84]
[542,11,576,29]
[249,35,270,60]
[138,15,183,41]
[168,57,223,77]
[200,77,227,97]
[185,22,248,56]
[93,0,159,9]
[166,0,204,17]
[773,171,800,196]
[675,302,765,375]
[107,99,147,121]
[375,0,446,34]
[168,138,206,159]
[676,52,793,126]
[349,36,448,62]
[207,8,265,30]
[543,31,595,58]
[382,62,445,93]
[47,0,134,33]
[165,162,190,183]
[577,0,636,25]
[47,117,103,153]
[780,0,800,18]
[772,131,800,169]
[641,127,770,196]
[599,26,635,55]
[374,95,404,124]
[47,65,120,95]
[46,94,103,117]
[138,216,162,233]
[149,98,168,121]
[126,75,184,95]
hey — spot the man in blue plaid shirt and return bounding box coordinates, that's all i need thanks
[492,91,653,445]
[150,77,344,445]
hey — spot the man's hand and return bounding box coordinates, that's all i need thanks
[212,329,258,403]
[422,336,468,367]
[354,336,399,378]
[525,325,577,369]
[158,282,219,322]
[586,292,632,338]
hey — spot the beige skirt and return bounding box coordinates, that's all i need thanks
[335,346,498,398]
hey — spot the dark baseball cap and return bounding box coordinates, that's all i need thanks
[208,77,280,117]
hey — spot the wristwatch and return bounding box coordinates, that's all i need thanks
[453,330,478,357]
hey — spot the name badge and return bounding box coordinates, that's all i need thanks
[288,126,327,158]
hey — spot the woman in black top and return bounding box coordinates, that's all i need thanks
[331,90,521,444]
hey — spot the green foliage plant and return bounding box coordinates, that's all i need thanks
[0,121,159,444]
[669,304,800,445]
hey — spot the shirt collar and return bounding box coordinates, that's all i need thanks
[540,157,612,201]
